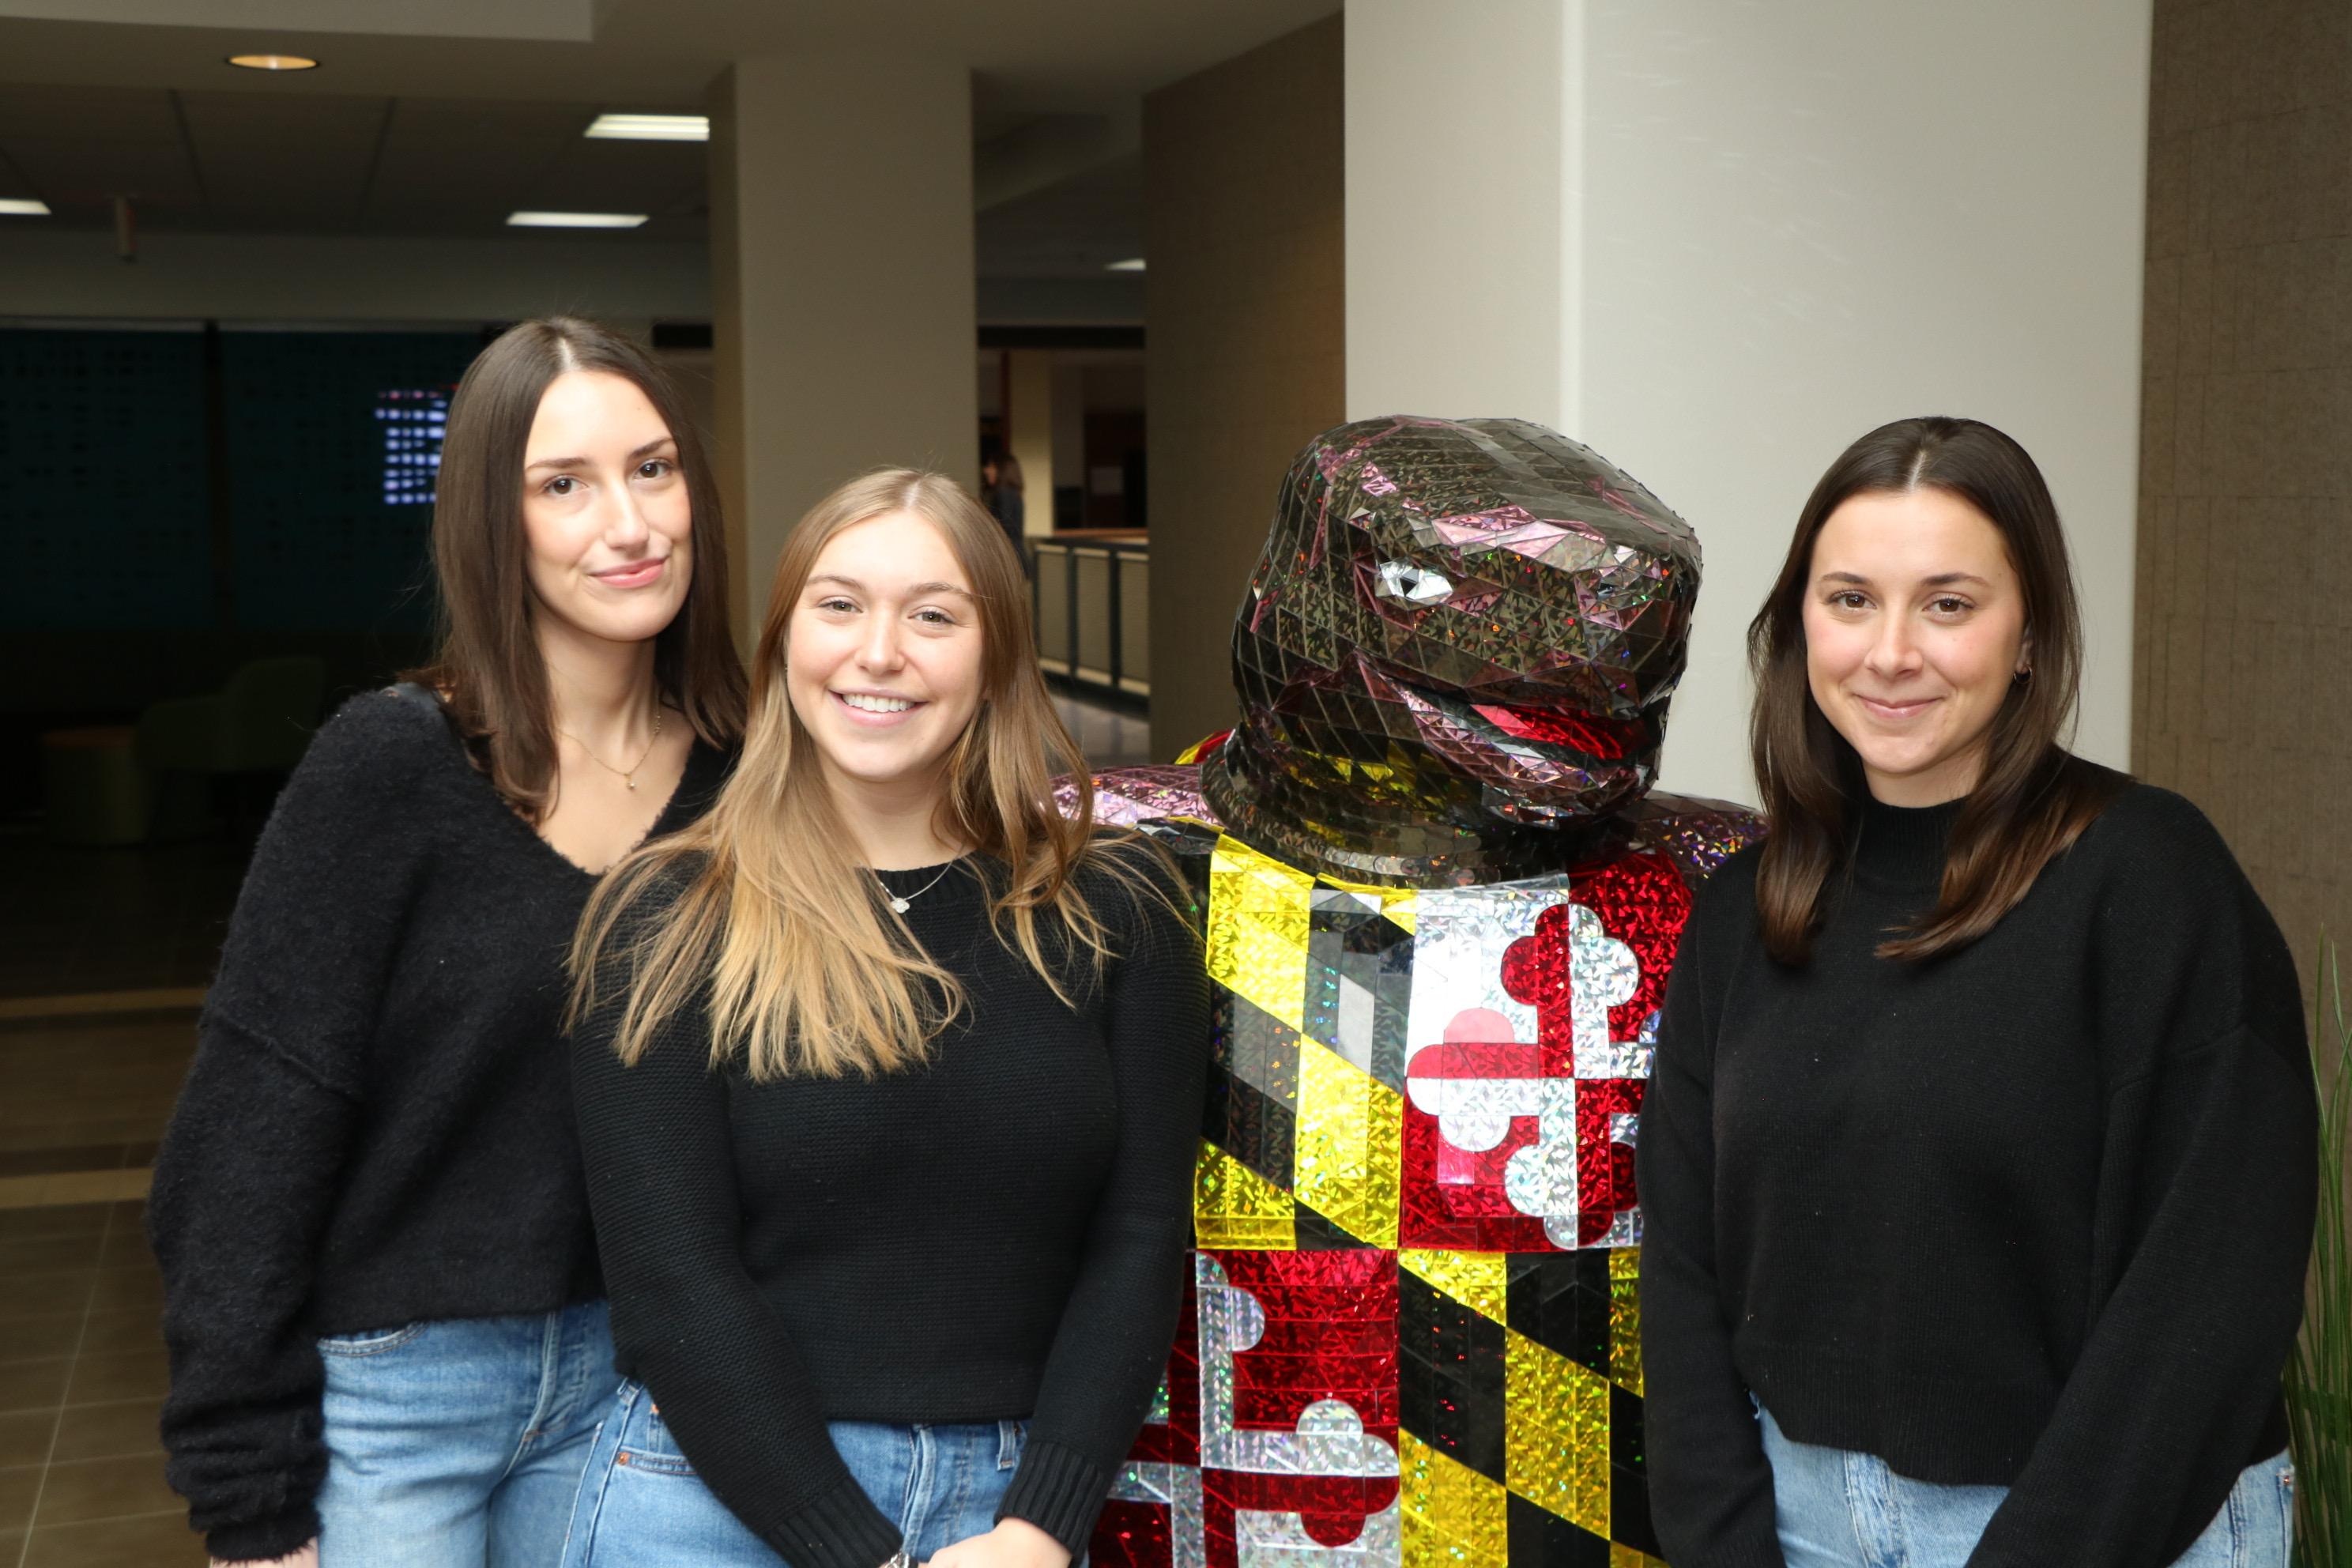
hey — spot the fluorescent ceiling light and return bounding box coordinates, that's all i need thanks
[1106,257,1147,272]
[227,53,318,70]
[0,198,51,216]
[586,114,710,141]
[507,210,650,229]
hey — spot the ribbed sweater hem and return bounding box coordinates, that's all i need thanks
[205,1505,319,1564]
[997,1438,1116,1555]
[767,1473,906,1568]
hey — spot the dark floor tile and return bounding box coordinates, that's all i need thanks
[95,1230,153,1271]
[7,1272,97,1314]
[0,1232,108,1273]
[51,1400,159,1464]
[33,1453,179,1525]
[76,1310,160,1359]
[85,1268,160,1314]
[0,1406,55,1468]
[0,1205,111,1242]
[23,1509,208,1566]
[0,1148,123,1179]
[0,1314,84,1365]
[0,1461,40,1530]
[0,1358,72,1414]
[63,1348,168,1407]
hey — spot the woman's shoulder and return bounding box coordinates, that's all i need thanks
[1069,831,1202,949]
[2066,773,2246,893]
[281,685,462,804]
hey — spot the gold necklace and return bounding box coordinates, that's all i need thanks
[558,707,665,790]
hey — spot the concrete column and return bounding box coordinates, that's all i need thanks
[1005,349,1057,540]
[1348,0,2150,804]
[710,54,978,643]
[1144,15,1346,759]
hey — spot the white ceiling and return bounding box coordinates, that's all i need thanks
[0,0,1332,276]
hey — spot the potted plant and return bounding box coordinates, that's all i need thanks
[2287,940,2350,1566]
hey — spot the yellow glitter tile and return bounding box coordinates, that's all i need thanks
[1399,1250,1507,1325]
[1504,1329,1611,1539]
[1292,1038,1403,1246]
[1208,835,1314,1030]
[1319,871,1420,937]
[1400,1430,1509,1568]
[1608,1245,1643,1396]
[1610,1548,1665,1568]
[1193,1142,1296,1250]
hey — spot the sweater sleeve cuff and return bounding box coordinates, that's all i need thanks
[766,1472,907,1568]
[997,1438,1114,1558]
[204,1505,321,1564]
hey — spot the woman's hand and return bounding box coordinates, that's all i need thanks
[213,1545,318,1568]
[929,1517,1072,1568]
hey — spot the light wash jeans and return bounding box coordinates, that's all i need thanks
[312,1300,619,1567]
[559,1378,1027,1568]
[1759,1404,2294,1568]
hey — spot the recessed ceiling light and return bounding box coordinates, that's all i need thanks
[0,198,51,216]
[226,53,319,70]
[585,114,709,141]
[507,210,650,229]
[1106,258,1147,272]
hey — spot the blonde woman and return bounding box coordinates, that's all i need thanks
[560,469,1207,1568]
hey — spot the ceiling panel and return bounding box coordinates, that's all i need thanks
[974,150,1139,279]
[0,84,198,215]
[361,96,586,231]
[177,88,390,229]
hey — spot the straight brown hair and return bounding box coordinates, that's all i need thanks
[1747,416,2125,964]
[406,317,747,819]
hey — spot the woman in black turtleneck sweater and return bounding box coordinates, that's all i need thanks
[1638,417,2316,1568]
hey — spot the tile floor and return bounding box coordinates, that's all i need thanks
[0,688,1158,1563]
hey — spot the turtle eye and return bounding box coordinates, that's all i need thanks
[1375,559,1453,605]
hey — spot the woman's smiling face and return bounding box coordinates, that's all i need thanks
[517,368,692,648]
[784,508,985,799]
[1801,486,2030,807]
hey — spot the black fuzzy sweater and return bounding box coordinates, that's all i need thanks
[570,850,1208,1568]
[1638,779,2317,1567]
[147,688,730,1562]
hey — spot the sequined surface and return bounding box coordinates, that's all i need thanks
[1196,417,1702,887]
[1067,416,1758,1568]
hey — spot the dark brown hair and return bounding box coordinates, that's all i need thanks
[1747,415,2124,963]
[407,318,746,820]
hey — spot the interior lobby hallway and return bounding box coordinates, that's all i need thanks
[0,687,1155,1564]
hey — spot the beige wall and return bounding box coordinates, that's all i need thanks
[1347,0,2150,807]
[2137,0,2352,993]
[1143,12,1345,760]
[710,54,978,648]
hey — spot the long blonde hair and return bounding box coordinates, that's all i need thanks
[570,467,1148,1080]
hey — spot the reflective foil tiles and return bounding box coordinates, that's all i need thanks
[1086,813,1755,1568]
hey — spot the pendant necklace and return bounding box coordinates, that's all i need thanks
[881,861,957,914]
[559,707,664,791]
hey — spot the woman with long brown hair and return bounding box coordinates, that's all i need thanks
[149,318,745,1567]
[1638,416,2315,1566]
[558,469,1205,1568]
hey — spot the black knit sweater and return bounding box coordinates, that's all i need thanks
[148,687,731,1562]
[570,849,1208,1568]
[1638,777,2316,1568]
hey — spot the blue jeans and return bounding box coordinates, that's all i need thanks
[560,1378,1028,1567]
[314,1300,620,1567]
[1759,1404,2294,1567]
